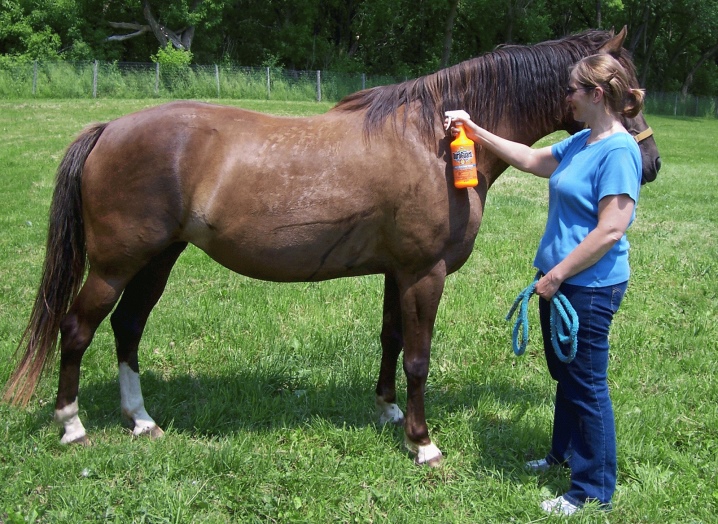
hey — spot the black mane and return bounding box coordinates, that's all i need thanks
[333,30,620,142]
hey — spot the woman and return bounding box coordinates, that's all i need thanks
[448,54,644,515]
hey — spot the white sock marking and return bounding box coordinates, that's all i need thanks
[119,362,158,435]
[55,400,86,444]
[415,442,443,465]
[405,437,443,465]
[375,396,405,425]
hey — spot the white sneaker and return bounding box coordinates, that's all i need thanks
[541,495,580,516]
[525,458,551,472]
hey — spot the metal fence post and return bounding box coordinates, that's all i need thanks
[155,63,160,95]
[362,73,366,90]
[215,64,220,98]
[32,61,37,96]
[93,60,98,98]
[266,67,271,99]
[317,70,321,102]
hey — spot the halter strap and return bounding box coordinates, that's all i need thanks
[633,127,653,143]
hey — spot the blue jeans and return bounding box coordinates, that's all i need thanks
[539,281,627,507]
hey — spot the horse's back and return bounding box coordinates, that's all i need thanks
[81,101,481,281]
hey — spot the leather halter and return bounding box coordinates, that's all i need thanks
[633,127,654,143]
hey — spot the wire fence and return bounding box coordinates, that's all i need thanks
[0,60,716,117]
[0,60,405,103]
[644,91,718,118]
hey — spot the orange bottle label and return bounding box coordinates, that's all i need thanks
[450,126,478,188]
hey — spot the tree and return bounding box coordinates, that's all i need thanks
[351,0,473,75]
[682,41,718,95]
[0,0,716,95]
[105,0,214,51]
[0,0,86,60]
[623,0,718,95]
[440,0,459,68]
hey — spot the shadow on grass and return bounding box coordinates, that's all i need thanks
[72,367,550,450]
[13,363,561,486]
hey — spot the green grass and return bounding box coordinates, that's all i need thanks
[0,101,716,523]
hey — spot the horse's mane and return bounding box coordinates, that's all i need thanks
[333,30,623,142]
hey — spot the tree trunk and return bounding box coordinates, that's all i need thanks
[505,3,515,44]
[681,42,718,96]
[639,15,662,88]
[107,1,199,50]
[628,1,652,56]
[440,0,460,69]
[143,0,196,50]
[662,34,694,91]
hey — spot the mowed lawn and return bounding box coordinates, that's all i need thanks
[0,100,716,523]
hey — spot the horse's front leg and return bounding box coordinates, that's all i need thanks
[397,264,446,466]
[375,274,405,426]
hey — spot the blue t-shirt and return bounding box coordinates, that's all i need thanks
[533,129,642,287]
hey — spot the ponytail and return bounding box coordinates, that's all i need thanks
[621,88,645,118]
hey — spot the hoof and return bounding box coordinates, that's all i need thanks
[63,434,92,446]
[147,425,165,439]
[133,424,165,439]
[407,440,443,466]
[416,454,443,468]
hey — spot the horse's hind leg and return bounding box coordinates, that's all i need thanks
[110,243,187,438]
[55,271,128,444]
[376,274,405,425]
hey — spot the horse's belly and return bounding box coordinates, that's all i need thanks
[183,215,387,282]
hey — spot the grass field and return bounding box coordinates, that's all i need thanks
[0,100,716,523]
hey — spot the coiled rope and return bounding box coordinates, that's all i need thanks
[505,273,580,363]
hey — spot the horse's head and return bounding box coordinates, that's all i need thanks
[563,27,661,184]
[622,105,661,185]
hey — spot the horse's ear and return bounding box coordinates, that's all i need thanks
[599,25,627,57]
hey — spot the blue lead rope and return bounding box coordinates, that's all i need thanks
[505,273,580,363]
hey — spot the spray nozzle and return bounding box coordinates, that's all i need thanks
[444,110,471,130]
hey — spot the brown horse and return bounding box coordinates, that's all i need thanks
[3,27,659,465]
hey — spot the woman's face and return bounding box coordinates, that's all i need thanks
[565,72,595,123]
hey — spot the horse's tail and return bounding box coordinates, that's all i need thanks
[2,123,107,407]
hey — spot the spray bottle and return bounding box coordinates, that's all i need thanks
[445,110,478,189]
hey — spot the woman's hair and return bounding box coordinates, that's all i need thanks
[571,54,645,118]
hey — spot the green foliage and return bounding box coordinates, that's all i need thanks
[64,39,94,61]
[0,0,88,60]
[260,52,283,69]
[0,0,60,60]
[24,28,61,60]
[150,44,194,93]
[0,0,32,55]
[1,1,718,93]
[151,43,193,69]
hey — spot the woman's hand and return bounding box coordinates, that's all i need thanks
[535,272,563,300]
[444,113,482,142]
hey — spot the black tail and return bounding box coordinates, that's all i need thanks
[2,123,107,406]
